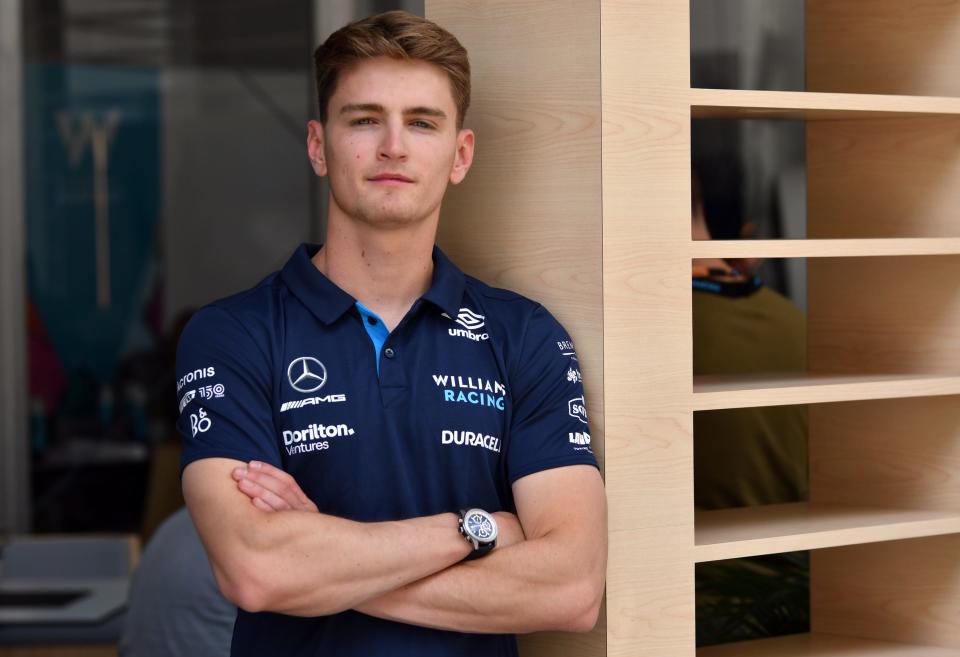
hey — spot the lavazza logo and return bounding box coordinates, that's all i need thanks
[442,307,488,342]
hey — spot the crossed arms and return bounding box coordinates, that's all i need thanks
[182,457,606,634]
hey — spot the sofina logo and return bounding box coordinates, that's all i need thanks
[568,397,588,424]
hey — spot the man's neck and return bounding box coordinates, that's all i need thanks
[313,219,437,331]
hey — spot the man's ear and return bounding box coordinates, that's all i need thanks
[307,120,328,177]
[449,128,475,185]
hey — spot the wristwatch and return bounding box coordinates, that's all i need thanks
[458,508,498,560]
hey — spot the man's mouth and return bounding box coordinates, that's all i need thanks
[369,173,414,183]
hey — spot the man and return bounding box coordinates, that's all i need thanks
[176,10,607,657]
[119,507,235,657]
[691,171,809,645]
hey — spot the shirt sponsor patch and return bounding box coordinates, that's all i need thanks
[280,394,347,413]
[178,366,215,392]
[283,422,356,456]
[190,408,211,436]
[442,307,489,341]
[568,397,588,424]
[432,375,506,411]
[441,429,501,453]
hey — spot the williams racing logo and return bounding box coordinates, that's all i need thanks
[442,307,488,342]
[433,374,506,411]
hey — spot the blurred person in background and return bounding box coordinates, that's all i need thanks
[691,170,809,646]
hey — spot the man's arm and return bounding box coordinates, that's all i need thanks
[183,457,475,617]
[356,465,607,633]
[236,461,607,633]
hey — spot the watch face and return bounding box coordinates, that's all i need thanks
[465,510,497,542]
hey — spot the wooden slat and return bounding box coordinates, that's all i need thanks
[695,502,960,562]
[692,373,960,410]
[690,238,960,259]
[698,632,960,657]
[690,88,960,119]
[807,0,960,97]
[813,535,960,649]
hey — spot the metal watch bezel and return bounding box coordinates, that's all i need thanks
[459,507,498,547]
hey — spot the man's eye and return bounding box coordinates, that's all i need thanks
[352,117,375,125]
[411,120,435,129]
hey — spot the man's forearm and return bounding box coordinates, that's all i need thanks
[237,509,472,617]
[354,530,605,634]
[183,460,471,618]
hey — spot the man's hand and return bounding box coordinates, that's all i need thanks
[231,461,318,513]
[233,460,526,547]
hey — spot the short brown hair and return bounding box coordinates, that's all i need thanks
[313,10,471,129]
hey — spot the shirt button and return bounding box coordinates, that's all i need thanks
[366,316,377,326]
[383,347,395,359]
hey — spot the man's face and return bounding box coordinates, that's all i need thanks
[308,57,473,230]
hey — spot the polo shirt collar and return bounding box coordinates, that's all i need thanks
[280,243,466,325]
[421,246,466,319]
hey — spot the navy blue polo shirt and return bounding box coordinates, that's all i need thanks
[175,243,598,657]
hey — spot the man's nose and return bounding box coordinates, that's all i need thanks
[378,123,407,160]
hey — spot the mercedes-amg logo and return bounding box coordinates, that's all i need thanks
[287,356,327,393]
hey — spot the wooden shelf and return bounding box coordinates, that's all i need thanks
[692,373,960,411]
[695,502,960,563]
[698,632,960,656]
[690,238,960,259]
[690,88,960,120]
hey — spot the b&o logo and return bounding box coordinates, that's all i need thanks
[287,357,327,393]
[190,408,212,437]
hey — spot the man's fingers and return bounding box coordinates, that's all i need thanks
[233,463,318,513]
[238,477,293,511]
[245,462,316,510]
[251,496,275,512]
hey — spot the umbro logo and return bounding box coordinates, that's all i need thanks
[442,307,485,331]
[287,356,327,393]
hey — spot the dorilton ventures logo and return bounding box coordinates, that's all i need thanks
[287,357,327,393]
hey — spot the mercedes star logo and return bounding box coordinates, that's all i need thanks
[287,356,327,393]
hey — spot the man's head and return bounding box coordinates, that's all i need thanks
[307,11,475,231]
[314,10,470,130]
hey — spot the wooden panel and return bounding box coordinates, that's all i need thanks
[807,117,960,238]
[807,0,960,97]
[602,0,692,655]
[812,535,960,648]
[695,502,960,562]
[811,396,960,511]
[426,2,604,656]
[691,88,960,120]
[693,373,960,411]
[808,256,960,374]
[690,238,960,259]
[699,632,960,657]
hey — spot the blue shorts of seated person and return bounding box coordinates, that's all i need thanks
[175,243,598,657]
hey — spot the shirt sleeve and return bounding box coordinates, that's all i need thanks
[175,305,281,473]
[506,304,599,484]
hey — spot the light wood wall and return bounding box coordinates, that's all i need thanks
[430,1,960,656]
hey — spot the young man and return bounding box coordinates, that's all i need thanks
[177,11,607,657]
